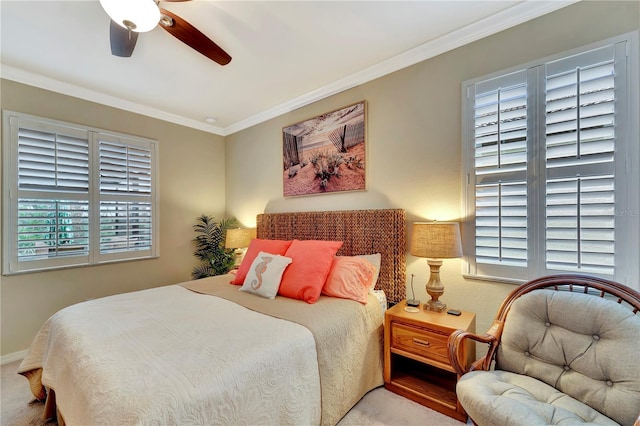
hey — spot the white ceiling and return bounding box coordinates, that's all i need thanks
[0,0,575,136]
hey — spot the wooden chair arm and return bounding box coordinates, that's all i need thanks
[447,320,503,375]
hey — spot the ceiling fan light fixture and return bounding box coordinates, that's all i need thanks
[99,0,161,33]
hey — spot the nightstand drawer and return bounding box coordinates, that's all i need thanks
[391,322,449,365]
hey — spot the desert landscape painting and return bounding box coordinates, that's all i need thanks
[283,101,366,197]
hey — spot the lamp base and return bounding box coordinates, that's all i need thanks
[233,248,246,267]
[424,299,447,313]
[425,258,447,313]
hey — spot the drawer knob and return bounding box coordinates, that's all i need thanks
[412,338,431,347]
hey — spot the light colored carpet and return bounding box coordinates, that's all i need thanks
[337,387,465,426]
[1,360,48,426]
[1,359,465,425]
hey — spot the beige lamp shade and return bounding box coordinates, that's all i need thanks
[410,222,462,259]
[225,228,256,249]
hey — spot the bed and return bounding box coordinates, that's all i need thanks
[18,208,406,425]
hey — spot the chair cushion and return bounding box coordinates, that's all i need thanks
[457,370,620,426]
[495,289,640,425]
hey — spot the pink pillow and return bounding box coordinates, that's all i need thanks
[230,239,292,285]
[278,240,343,303]
[323,256,376,304]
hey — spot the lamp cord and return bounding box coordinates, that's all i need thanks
[410,274,416,300]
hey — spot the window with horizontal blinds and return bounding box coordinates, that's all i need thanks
[99,201,152,253]
[98,138,154,255]
[17,128,89,192]
[11,119,92,268]
[17,199,90,260]
[546,176,615,274]
[544,45,617,276]
[463,33,638,287]
[2,112,158,274]
[475,182,528,267]
[473,71,529,269]
[99,140,152,194]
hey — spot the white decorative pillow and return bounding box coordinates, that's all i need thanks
[240,251,292,299]
[357,253,381,292]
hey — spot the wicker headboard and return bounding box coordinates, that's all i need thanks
[256,209,406,304]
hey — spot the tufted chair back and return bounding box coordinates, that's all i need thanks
[495,288,640,425]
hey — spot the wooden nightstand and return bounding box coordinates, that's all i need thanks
[384,301,476,422]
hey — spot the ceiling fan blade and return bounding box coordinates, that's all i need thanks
[159,8,231,66]
[110,20,139,57]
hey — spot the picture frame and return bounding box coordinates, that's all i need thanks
[282,101,366,197]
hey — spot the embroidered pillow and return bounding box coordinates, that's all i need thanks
[357,253,381,292]
[239,252,292,299]
[279,240,343,304]
[230,239,292,285]
[323,256,376,304]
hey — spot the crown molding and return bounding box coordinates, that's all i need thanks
[1,0,578,138]
[0,65,226,136]
[225,0,578,135]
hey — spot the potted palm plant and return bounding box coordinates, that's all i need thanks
[191,214,238,279]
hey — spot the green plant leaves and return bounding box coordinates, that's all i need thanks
[191,214,238,279]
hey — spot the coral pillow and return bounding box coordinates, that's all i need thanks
[323,256,376,304]
[357,253,381,292]
[230,239,292,285]
[239,252,292,299]
[279,240,343,303]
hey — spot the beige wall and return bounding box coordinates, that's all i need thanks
[1,80,226,356]
[225,1,640,345]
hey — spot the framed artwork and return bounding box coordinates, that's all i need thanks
[282,101,366,197]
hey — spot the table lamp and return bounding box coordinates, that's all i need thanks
[225,228,256,266]
[410,221,463,312]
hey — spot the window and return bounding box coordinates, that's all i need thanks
[2,112,158,274]
[462,33,639,289]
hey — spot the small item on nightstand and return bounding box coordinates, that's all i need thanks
[404,306,420,313]
[406,274,421,307]
[447,309,461,316]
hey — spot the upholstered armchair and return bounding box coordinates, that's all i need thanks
[448,274,640,426]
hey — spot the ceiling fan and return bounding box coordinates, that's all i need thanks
[99,0,231,66]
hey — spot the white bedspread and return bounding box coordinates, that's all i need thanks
[19,285,321,425]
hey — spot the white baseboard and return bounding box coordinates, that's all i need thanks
[1,349,27,365]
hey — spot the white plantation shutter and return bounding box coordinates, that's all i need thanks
[17,127,89,192]
[475,182,528,268]
[99,201,152,253]
[473,71,529,272]
[3,112,158,274]
[545,177,615,274]
[7,118,92,270]
[17,199,90,261]
[97,136,155,260]
[463,34,638,285]
[99,141,152,194]
[544,46,617,275]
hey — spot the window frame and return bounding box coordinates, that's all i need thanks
[461,31,640,290]
[2,111,160,275]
